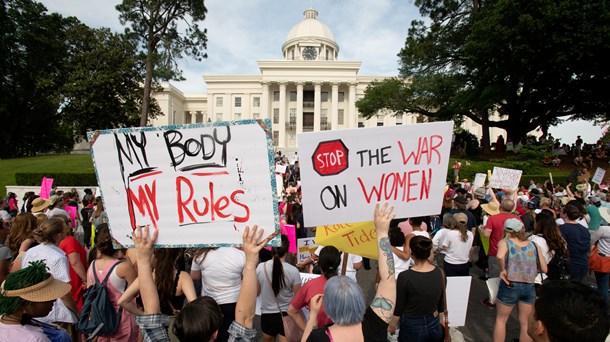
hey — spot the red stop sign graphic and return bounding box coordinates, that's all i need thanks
[312,139,349,176]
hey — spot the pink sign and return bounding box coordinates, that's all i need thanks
[65,206,78,228]
[280,223,297,253]
[39,177,54,199]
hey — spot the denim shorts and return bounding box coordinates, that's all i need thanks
[496,281,536,306]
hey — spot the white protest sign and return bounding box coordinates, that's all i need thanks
[473,173,486,190]
[300,273,321,285]
[297,237,318,263]
[489,167,523,190]
[87,119,279,248]
[593,167,606,185]
[446,276,472,327]
[298,121,453,226]
[275,164,287,174]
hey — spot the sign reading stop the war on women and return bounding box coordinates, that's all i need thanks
[87,119,280,248]
[298,121,454,226]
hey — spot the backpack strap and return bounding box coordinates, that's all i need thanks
[92,260,123,285]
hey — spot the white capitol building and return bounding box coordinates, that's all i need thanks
[151,8,503,150]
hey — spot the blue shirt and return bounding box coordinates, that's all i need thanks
[559,223,591,275]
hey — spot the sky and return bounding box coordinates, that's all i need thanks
[38,0,605,144]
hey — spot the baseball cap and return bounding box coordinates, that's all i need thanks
[504,218,524,232]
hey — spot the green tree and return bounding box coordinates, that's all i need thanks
[59,24,161,138]
[357,0,610,150]
[116,0,208,127]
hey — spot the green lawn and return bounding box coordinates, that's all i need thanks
[0,154,94,193]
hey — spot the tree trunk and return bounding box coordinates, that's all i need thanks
[480,112,491,154]
[140,39,155,127]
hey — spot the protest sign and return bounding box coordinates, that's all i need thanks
[87,119,279,248]
[593,167,606,185]
[300,273,321,285]
[447,276,472,326]
[297,238,317,263]
[39,177,53,199]
[65,206,78,228]
[298,121,453,226]
[275,164,287,174]
[473,173,486,190]
[489,167,522,190]
[280,223,297,253]
[315,222,378,259]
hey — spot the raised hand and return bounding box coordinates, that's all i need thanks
[374,203,395,235]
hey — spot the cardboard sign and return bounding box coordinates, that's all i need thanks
[297,238,318,263]
[489,167,522,190]
[298,122,453,226]
[473,173,486,190]
[280,223,297,253]
[39,177,53,199]
[593,167,606,185]
[87,119,279,248]
[447,276,472,326]
[315,222,378,259]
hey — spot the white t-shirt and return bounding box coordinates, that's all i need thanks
[411,230,430,239]
[591,226,610,256]
[442,230,474,264]
[393,246,411,278]
[256,260,302,313]
[528,235,551,284]
[191,247,245,304]
[0,321,50,342]
[432,228,450,255]
[314,246,362,282]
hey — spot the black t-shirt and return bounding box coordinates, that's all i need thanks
[306,307,388,342]
[394,267,444,318]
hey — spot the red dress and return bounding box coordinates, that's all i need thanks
[59,235,86,309]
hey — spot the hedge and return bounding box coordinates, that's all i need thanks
[15,173,98,186]
[447,159,569,187]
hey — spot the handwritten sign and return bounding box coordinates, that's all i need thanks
[87,119,279,248]
[593,167,606,185]
[297,237,318,263]
[489,167,522,190]
[39,177,53,199]
[315,222,378,259]
[473,173,486,190]
[298,122,453,226]
[275,164,287,174]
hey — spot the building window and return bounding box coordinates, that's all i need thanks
[338,109,344,125]
[273,108,280,124]
[338,92,345,102]
[290,91,297,102]
[234,113,241,119]
[253,113,260,119]
[184,112,191,124]
[216,97,223,107]
[396,121,402,125]
[253,97,260,107]
[235,97,241,107]
[273,131,279,146]
[377,122,384,127]
[273,91,280,101]
[358,122,365,128]
[216,113,223,122]
[289,109,296,126]
[321,92,329,102]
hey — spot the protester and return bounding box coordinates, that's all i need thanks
[590,223,610,302]
[442,213,474,276]
[87,223,138,341]
[389,236,445,341]
[559,203,591,282]
[256,234,301,342]
[0,261,72,342]
[529,211,569,282]
[303,203,396,341]
[527,280,609,341]
[493,218,547,342]
[432,213,457,269]
[21,217,79,339]
[586,196,603,231]
[288,245,341,330]
[190,245,245,342]
[389,225,411,277]
[80,199,94,248]
[56,215,87,310]
[7,192,18,217]
[0,217,11,285]
[91,196,107,227]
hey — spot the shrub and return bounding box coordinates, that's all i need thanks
[15,173,98,186]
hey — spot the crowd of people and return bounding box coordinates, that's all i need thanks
[1,155,610,341]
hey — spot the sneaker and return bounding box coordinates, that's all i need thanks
[481,298,496,309]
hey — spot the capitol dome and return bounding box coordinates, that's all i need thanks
[282,8,339,61]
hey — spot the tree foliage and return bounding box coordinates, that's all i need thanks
[357,0,610,146]
[116,0,208,126]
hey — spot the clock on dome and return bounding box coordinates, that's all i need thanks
[302,47,317,60]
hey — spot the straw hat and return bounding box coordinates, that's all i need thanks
[1,275,70,302]
[31,198,52,213]
[481,201,500,215]
[600,207,610,225]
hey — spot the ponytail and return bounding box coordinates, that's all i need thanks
[271,235,289,296]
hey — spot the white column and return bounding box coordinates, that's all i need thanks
[314,82,321,131]
[348,82,357,128]
[261,82,270,120]
[190,111,197,123]
[279,83,287,148]
[296,82,304,134]
[331,82,339,131]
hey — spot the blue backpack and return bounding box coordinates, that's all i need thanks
[77,260,123,337]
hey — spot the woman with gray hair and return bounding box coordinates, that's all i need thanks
[301,203,397,341]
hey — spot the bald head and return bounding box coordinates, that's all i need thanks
[501,198,514,212]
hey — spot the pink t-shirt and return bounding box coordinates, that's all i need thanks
[0,321,49,341]
[398,221,428,236]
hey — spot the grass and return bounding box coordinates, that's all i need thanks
[0,154,94,193]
